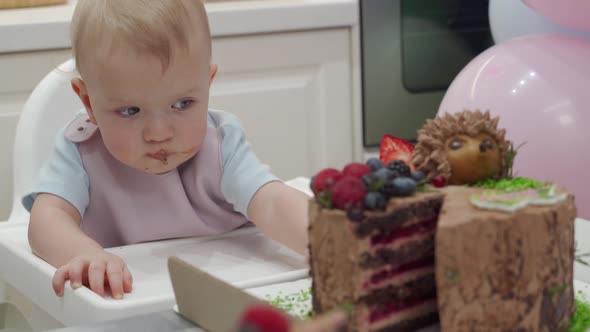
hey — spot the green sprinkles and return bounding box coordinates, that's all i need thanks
[265,289,313,320]
[263,285,590,330]
[445,269,460,283]
[472,177,543,192]
[569,298,590,332]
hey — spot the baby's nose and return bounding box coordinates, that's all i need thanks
[144,118,173,143]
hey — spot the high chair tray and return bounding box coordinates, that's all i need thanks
[0,223,308,326]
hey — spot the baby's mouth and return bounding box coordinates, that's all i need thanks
[147,149,169,165]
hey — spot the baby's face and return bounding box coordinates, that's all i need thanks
[78,46,215,174]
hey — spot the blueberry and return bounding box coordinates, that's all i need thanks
[411,171,426,182]
[392,177,417,197]
[365,192,387,210]
[380,180,395,198]
[366,157,383,171]
[373,167,394,182]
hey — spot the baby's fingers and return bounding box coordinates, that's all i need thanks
[52,266,70,297]
[88,261,106,297]
[123,265,133,293]
[106,261,124,299]
[67,259,87,290]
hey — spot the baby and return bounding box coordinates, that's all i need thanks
[24,0,309,300]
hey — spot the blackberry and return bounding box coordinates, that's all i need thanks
[387,160,411,177]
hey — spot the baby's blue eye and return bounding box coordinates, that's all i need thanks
[119,106,140,116]
[172,99,194,110]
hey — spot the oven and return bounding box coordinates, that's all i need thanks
[360,0,494,147]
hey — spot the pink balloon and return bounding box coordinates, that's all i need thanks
[438,34,590,219]
[522,0,590,31]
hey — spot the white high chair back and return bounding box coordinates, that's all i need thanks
[9,59,82,223]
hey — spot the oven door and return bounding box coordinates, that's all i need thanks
[361,0,493,147]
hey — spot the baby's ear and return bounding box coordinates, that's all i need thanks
[71,78,97,125]
[209,64,218,83]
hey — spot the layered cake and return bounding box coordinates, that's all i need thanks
[308,110,577,331]
[309,192,444,331]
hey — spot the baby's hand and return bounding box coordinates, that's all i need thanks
[52,250,133,299]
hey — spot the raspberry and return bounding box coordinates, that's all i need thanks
[238,304,289,332]
[311,168,343,194]
[342,162,372,179]
[432,175,447,188]
[331,176,367,209]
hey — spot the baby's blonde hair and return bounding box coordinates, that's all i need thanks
[71,0,211,73]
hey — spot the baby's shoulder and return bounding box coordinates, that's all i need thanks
[207,109,243,132]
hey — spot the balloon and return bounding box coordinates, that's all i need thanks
[489,0,590,44]
[438,34,590,219]
[522,0,590,31]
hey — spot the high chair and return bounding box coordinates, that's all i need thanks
[0,59,311,330]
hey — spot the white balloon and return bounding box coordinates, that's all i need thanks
[489,0,590,44]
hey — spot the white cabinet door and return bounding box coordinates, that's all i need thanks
[210,28,354,180]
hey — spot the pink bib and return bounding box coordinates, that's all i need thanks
[64,114,248,247]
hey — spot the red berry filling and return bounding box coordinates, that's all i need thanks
[368,294,436,323]
[367,255,434,286]
[370,218,438,246]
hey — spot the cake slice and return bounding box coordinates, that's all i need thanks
[308,191,444,332]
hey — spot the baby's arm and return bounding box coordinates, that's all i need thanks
[28,193,132,298]
[247,181,309,255]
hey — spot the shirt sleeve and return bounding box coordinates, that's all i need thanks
[22,127,90,218]
[212,111,280,219]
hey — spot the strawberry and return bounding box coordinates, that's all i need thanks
[311,168,343,194]
[379,135,415,171]
[342,162,372,179]
[238,304,289,332]
[331,176,367,210]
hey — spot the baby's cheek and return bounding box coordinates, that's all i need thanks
[103,135,138,163]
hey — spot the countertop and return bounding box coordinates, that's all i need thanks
[0,0,358,53]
